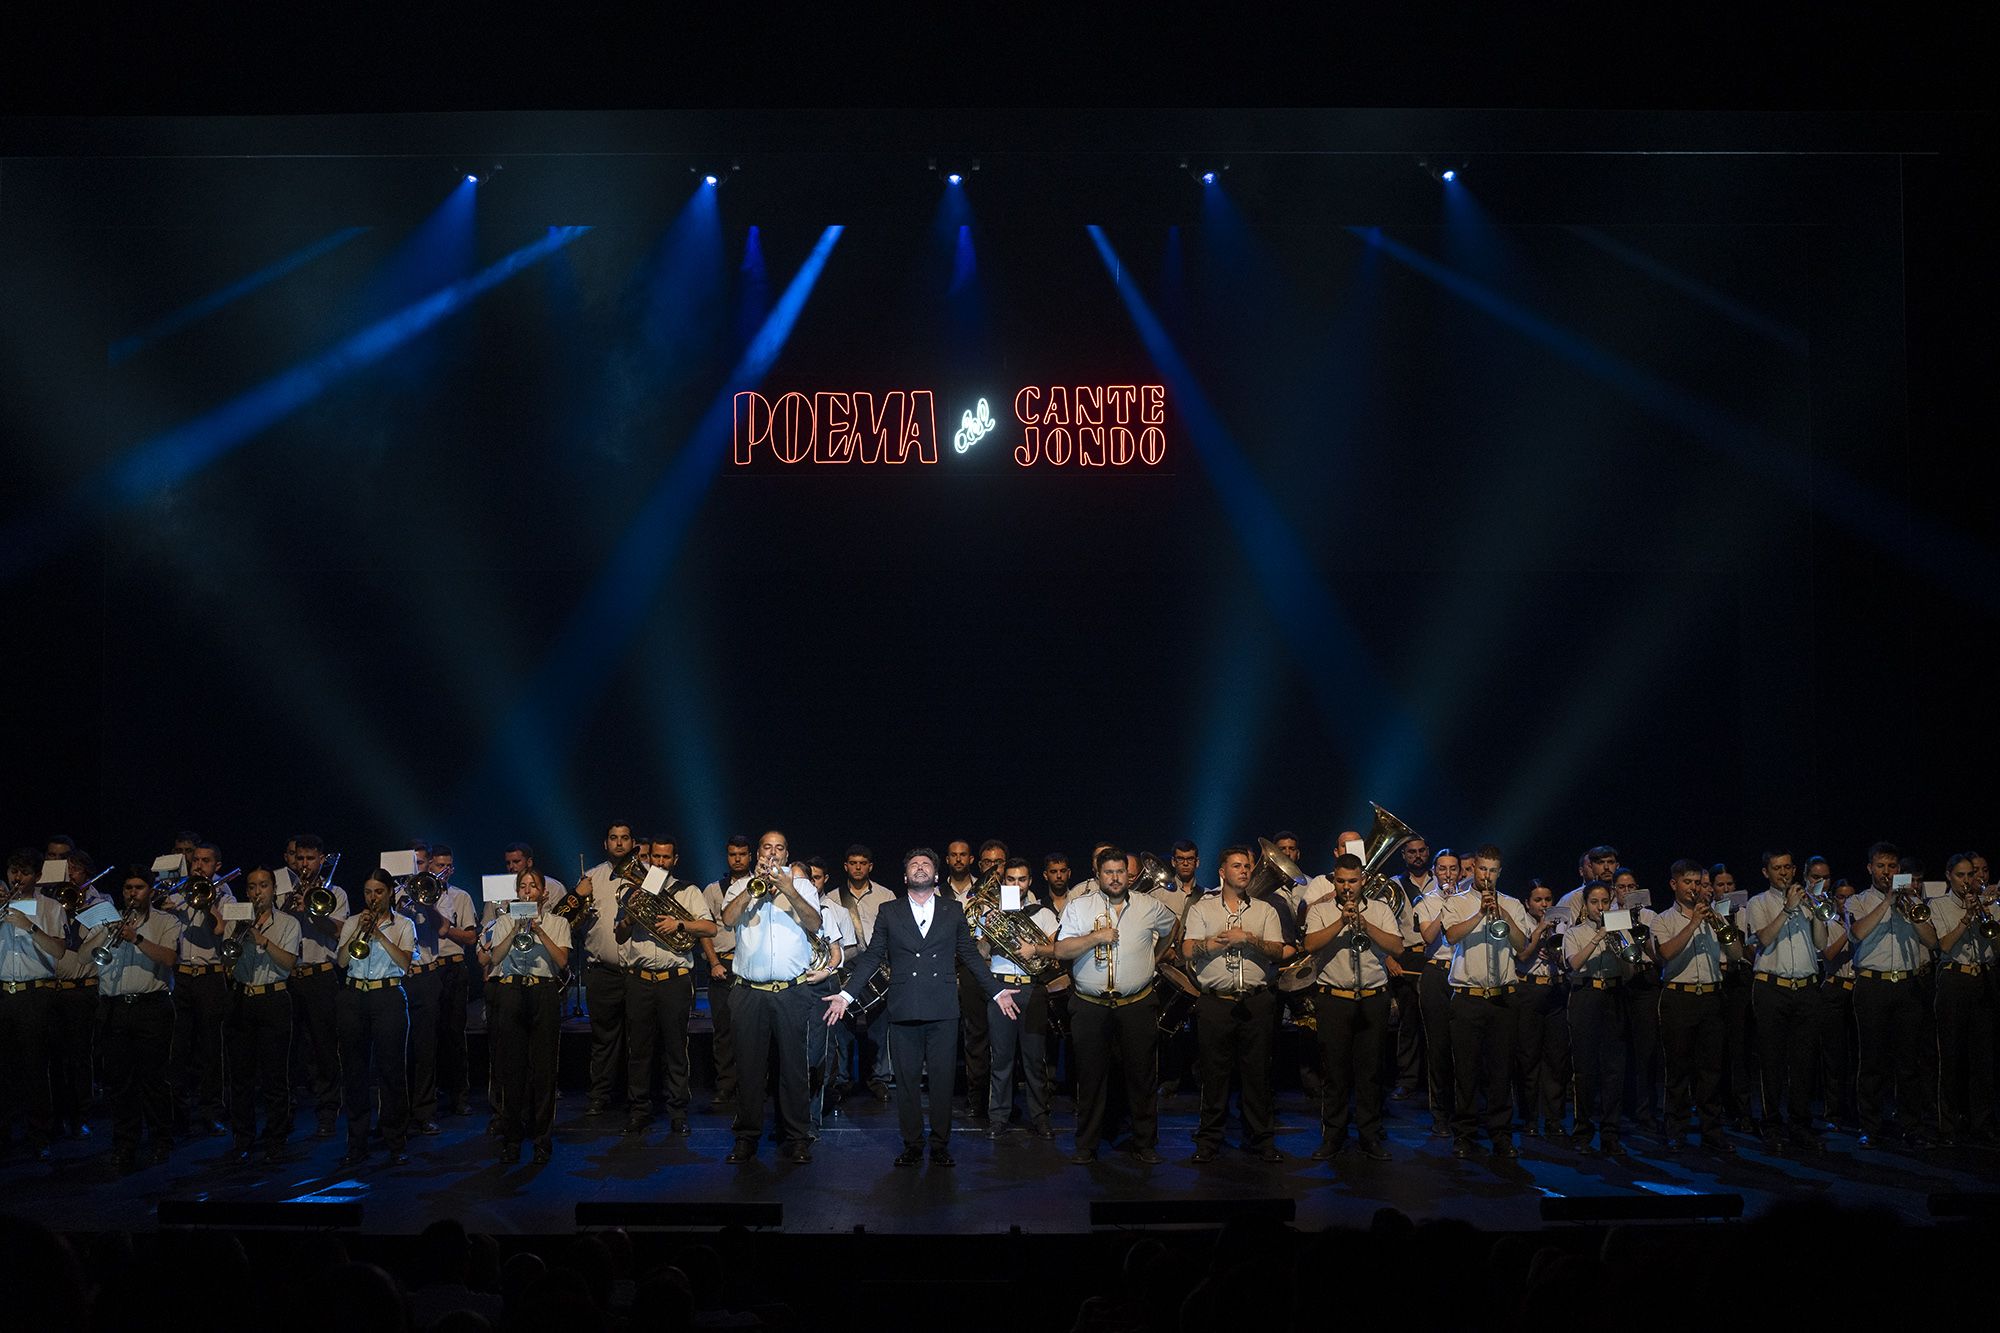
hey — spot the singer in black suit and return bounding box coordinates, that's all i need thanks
[824,847,1021,1166]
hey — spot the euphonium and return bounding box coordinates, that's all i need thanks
[91,906,147,967]
[964,872,1063,982]
[619,882,698,952]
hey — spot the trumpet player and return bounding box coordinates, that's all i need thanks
[333,868,416,1168]
[1844,841,1937,1147]
[1651,859,1744,1154]
[168,841,236,1138]
[986,858,1061,1137]
[1742,851,1830,1152]
[1300,853,1402,1162]
[1929,854,1995,1146]
[1440,845,1529,1158]
[477,869,570,1164]
[720,830,823,1164]
[1512,881,1571,1142]
[224,866,298,1164]
[1053,847,1177,1165]
[95,866,181,1171]
[1563,883,1634,1155]
[283,834,348,1139]
[2,847,70,1163]
[620,837,717,1139]
[1413,848,1468,1136]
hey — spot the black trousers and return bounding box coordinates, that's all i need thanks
[988,983,1052,1124]
[97,991,173,1153]
[1071,991,1160,1153]
[1853,974,1923,1135]
[1315,988,1388,1146]
[729,981,811,1150]
[1816,980,1858,1123]
[490,979,561,1148]
[1192,990,1274,1150]
[170,967,228,1127]
[956,961,990,1110]
[1659,986,1726,1139]
[1390,954,1426,1094]
[1568,984,1627,1141]
[1418,963,1455,1126]
[583,961,627,1103]
[1935,970,1994,1139]
[889,1017,958,1149]
[435,957,469,1108]
[1915,968,1941,1126]
[1512,979,1570,1133]
[1623,978,1663,1125]
[706,961,737,1103]
[1752,977,1819,1132]
[49,983,96,1130]
[1448,988,1514,1142]
[405,967,441,1122]
[1719,964,1754,1120]
[226,988,292,1149]
[337,982,409,1150]
[2,987,56,1148]
[291,966,342,1124]
[625,970,696,1117]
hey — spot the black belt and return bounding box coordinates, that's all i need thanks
[101,989,171,1004]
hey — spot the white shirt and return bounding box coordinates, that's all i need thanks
[169,884,241,966]
[1563,920,1634,980]
[337,910,416,981]
[1742,887,1825,978]
[230,910,301,988]
[832,881,896,947]
[1305,898,1399,990]
[479,876,567,930]
[579,862,625,964]
[97,907,185,995]
[486,910,572,979]
[285,881,351,967]
[816,898,858,955]
[1056,889,1176,997]
[1844,889,1929,973]
[1184,894,1284,991]
[1416,885,1472,964]
[433,886,476,960]
[1518,912,1568,980]
[1389,873,1431,948]
[1653,903,1727,985]
[723,876,821,983]
[1442,892,1532,988]
[704,878,744,954]
[54,888,111,981]
[991,906,1062,981]
[1928,894,1995,968]
[909,891,937,937]
[1150,884,1196,923]
[619,882,715,972]
[0,894,65,981]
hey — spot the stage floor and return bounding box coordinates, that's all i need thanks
[5,1089,1988,1235]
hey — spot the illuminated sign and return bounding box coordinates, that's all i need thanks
[732,384,1168,468]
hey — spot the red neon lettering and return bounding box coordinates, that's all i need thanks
[1139,385,1166,427]
[1013,386,1042,427]
[1014,425,1040,466]
[885,390,937,464]
[1045,426,1073,465]
[1103,385,1138,425]
[1138,426,1166,465]
[1105,426,1134,466]
[1076,425,1106,467]
[1073,385,1103,426]
[813,392,855,463]
[1043,384,1071,427]
[852,391,903,464]
[733,391,771,464]
[769,392,814,464]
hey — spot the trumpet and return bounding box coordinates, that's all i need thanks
[510,907,543,954]
[346,909,378,961]
[1478,891,1512,941]
[1608,921,1650,966]
[1961,892,1999,944]
[1799,879,1838,922]
[1894,885,1932,925]
[219,911,269,967]
[91,906,148,967]
[1092,910,1117,993]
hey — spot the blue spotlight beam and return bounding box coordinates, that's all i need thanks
[1351,226,2000,615]
[107,226,372,366]
[454,226,846,835]
[1085,224,1436,834]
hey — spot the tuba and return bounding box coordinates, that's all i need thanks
[964,870,1063,983]
[1246,837,1308,902]
[1131,853,1174,896]
[1354,801,1420,902]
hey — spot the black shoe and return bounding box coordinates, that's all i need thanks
[1390,1085,1415,1100]
[485,1117,504,1138]
[386,1149,410,1167]
[1522,1125,1541,1138]
[414,1121,441,1137]
[1070,1149,1097,1165]
[623,1116,650,1136]
[1572,1134,1600,1154]
[532,1144,552,1165]
[1494,1140,1520,1159]
[1761,1135,1787,1154]
[725,1141,755,1163]
[1360,1141,1390,1161]
[585,1099,610,1117]
[670,1117,691,1136]
[1426,1123,1453,1138]
[1134,1147,1164,1165]
[967,1114,990,1129]
[930,1148,956,1167]
[1261,1145,1288,1163]
[989,1120,1015,1137]
[337,1148,368,1169]
[894,1146,923,1167]
[1602,1138,1628,1157]
[1934,1133,1958,1148]
[315,1119,337,1139]
[785,1143,814,1164]
[1192,1146,1219,1163]
[868,1079,890,1100]
[1704,1136,1736,1156]
[1031,1120,1055,1139]
[1661,1137,1686,1154]
[1312,1137,1343,1160]
[500,1140,522,1163]
[1452,1140,1477,1159]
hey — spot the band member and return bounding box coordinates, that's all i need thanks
[576,822,642,1116]
[1151,841,1201,1097]
[720,830,823,1164]
[1563,882,1633,1154]
[825,847,1020,1167]
[1929,854,1994,1145]
[830,845,896,1101]
[1040,853,1075,913]
[1301,853,1401,1161]
[168,841,236,1137]
[1816,872,1860,1129]
[1742,850,1828,1151]
[223,866,299,1163]
[2,850,68,1162]
[1413,848,1467,1135]
[700,835,754,1111]
[1611,867,1664,1133]
[1384,833,1436,1103]
[1054,846,1177,1164]
[334,868,416,1168]
[1555,844,1622,919]
[985,857,1061,1136]
[1845,842,1938,1147]
[1650,859,1743,1153]
[283,834,349,1138]
[804,879,854,1134]
[395,859,444,1137]
[495,843,568,919]
[95,867,182,1171]
[1512,880,1571,1140]
[1708,863,1755,1131]
[479,869,570,1164]
[421,846,478,1119]
[50,851,106,1140]
[621,837,718,1138]
[1440,845,1528,1158]
[942,838,993,1127]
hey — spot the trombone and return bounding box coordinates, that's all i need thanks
[184,867,243,915]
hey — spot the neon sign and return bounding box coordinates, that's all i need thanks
[732,383,1168,468]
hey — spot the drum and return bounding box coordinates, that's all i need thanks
[1155,959,1201,1034]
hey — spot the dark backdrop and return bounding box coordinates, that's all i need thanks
[2,110,1991,895]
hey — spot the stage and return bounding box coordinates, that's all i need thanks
[7,1086,1987,1236]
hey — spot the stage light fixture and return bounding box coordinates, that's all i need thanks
[692,162,740,189]
[947,173,962,186]
[1418,157,1467,183]
[1441,168,1457,182]
[704,174,719,187]
[928,156,979,185]
[1178,159,1229,186]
